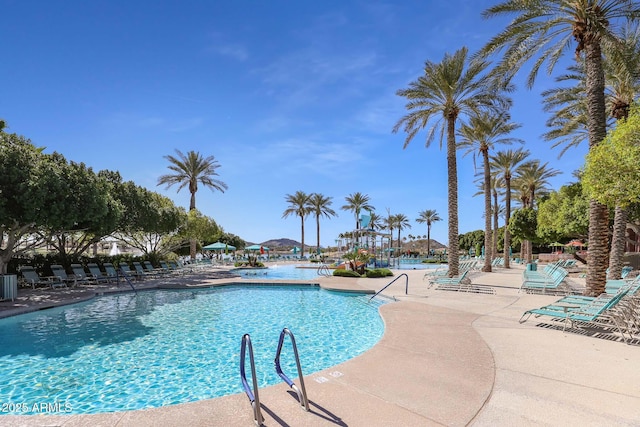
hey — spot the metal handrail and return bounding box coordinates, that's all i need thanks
[369,273,409,302]
[118,269,137,294]
[240,334,264,426]
[317,263,331,277]
[274,328,309,411]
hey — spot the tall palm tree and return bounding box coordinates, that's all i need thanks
[384,209,395,249]
[341,192,373,250]
[308,193,337,255]
[459,111,522,272]
[490,148,530,268]
[416,209,442,257]
[514,160,562,262]
[341,192,373,230]
[393,214,411,253]
[543,25,640,279]
[282,191,312,258]
[481,0,640,295]
[157,149,228,259]
[393,47,510,277]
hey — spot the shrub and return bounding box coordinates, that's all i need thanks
[332,269,361,278]
[365,268,394,278]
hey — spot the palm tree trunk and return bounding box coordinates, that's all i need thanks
[300,215,305,258]
[482,150,492,272]
[427,225,431,257]
[503,178,511,269]
[492,189,499,260]
[316,216,321,256]
[585,40,609,296]
[446,117,459,277]
[608,206,628,280]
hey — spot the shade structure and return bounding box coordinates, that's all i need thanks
[548,242,564,247]
[565,240,585,248]
[203,242,236,251]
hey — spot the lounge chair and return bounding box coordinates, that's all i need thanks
[86,263,113,284]
[70,264,98,286]
[50,265,80,287]
[19,266,66,289]
[119,262,144,281]
[520,288,633,342]
[133,261,157,278]
[428,270,470,288]
[143,261,167,276]
[103,263,120,283]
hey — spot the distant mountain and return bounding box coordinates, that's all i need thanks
[252,238,302,248]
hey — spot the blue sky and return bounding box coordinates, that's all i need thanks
[1,1,587,247]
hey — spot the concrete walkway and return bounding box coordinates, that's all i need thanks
[1,265,639,426]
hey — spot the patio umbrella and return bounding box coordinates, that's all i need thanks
[548,242,564,248]
[565,240,585,248]
[246,244,268,252]
[203,242,236,251]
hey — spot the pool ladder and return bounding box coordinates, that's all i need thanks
[317,263,332,277]
[240,328,309,426]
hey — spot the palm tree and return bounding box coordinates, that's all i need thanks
[341,192,374,250]
[514,160,562,262]
[282,191,312,258]
[308,193,337,255]
[393,214,411,253]
[393,47,510,277]
[416,209,442,257]
[341,192,373,230]
[490,148,530,268]
[157,149,228,259]
[480,0,640,295]
[459,111,522,272]
[543,25,640,279]
[384,209,395,249]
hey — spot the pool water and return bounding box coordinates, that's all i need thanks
[232,264,331,280]
[0,286,384,415]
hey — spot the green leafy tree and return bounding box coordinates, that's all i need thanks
[116,190,187,256]
[458,230,485,253]
[309,193,337,255]
[393,47,510,276]
[509,208,539,263]
[480,0,640,295]
[537,182,589,242]
[459,111,522,271]
[584,104,640,208]
[416,209,441,257]
[157,149,227,259]
[38,158,123,259]
[282,191,312,257]
[0,132,49,274]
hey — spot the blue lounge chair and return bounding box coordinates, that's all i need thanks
[19,266,65,289]
[71,264,99,286]
[50,265,80,287]
[86,263,113,284]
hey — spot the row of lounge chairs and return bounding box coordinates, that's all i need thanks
[18,260,195,289]
[520,278,640,343]
[520,262,573,295]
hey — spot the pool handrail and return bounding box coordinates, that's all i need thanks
[274,328,310,411]
[317,263,332,277]
[117,268,137,294]
[240,334,264,426]
[369,273,409,302]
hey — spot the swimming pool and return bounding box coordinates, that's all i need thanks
[0,285,384,415]
[232,264,331,280]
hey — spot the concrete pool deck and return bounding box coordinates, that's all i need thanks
[1,265,639,426]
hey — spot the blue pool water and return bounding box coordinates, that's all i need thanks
[0,285,384,415]
[232,264,330,280]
